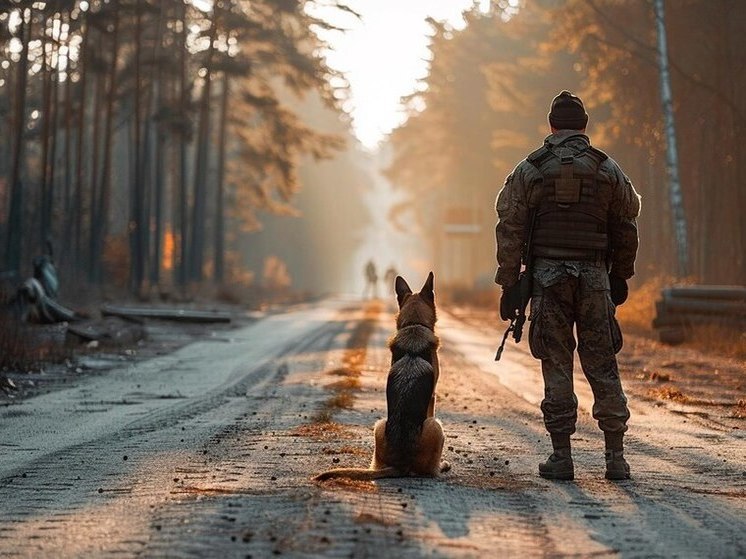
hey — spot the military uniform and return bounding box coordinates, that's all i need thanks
[496,124,640,480]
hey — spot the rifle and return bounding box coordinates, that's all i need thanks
[495,208,537,361]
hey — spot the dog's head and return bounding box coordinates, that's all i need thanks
[394,272,436,329]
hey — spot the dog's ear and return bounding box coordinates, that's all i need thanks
[395,276,412,307]
[419,271,434,303]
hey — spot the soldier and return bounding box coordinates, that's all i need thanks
[495,91,641,481]
[384,265,398,290]
[363,260,379,300]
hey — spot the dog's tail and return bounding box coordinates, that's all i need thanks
[313,466,399,482]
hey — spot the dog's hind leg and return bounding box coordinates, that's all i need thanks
[370,419,390,470]
[427,394,436,418]
[414,418,448,476]
[425,418,451,473]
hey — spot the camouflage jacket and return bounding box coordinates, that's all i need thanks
[495,131,641,287]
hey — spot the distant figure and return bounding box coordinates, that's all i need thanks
[495,91,640,481]
[384,265,398,291]
[363,260,378,299]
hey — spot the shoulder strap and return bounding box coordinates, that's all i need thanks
[526,145,555,169]
[586,145,609,164]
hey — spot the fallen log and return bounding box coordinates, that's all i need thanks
[100,304,231,323]
[43,297,86,323]
[663,285,746,302]
[655,298,746,317]
[652,312,746,329]
[653,283,746,344]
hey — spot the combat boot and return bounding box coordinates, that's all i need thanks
[539,433,574,481]
[604,432,630,480]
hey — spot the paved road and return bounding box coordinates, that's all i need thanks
[0,299,744,558]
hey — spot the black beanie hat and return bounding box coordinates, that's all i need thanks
[548,90,588,130]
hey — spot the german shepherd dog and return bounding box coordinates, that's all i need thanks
[314,272,450,481]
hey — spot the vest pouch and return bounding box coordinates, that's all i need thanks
[554,178,582,204]
[606,293,624,354]
[554,155,581,204]
[528,293,549,360]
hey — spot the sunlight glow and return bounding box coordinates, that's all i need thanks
[310,0,485,150]
[191,0,213,13]
[8,37,23,55]
[7,10,21,34]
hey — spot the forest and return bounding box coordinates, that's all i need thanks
[0,0,366,298]
[2,0,745,299]
[386,0,746,288]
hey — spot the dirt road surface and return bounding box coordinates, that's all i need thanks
[1,299,744,558]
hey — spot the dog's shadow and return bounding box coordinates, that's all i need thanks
[350,408,541,541]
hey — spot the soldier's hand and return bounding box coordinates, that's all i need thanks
[500,283,522,321]
[609,275,629,306]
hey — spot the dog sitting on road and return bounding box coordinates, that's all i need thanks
[314,272,450,481]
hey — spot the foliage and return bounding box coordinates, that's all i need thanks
[0,0,353,293]
[385,0,746,285]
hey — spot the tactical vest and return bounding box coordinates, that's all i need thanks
[526,140,610,262]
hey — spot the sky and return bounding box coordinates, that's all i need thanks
[310,0,491,149]
[303,1,498,291]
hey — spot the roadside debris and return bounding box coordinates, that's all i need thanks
[0,376,16,394]
[67,316,146,347]
[653,285,746,344]
[5,247,85,325]
[101,304,232,324]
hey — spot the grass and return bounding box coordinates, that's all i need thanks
[0,313,70,371]
[616,275,674,334]
[618,276,746,360]
[682,324,746,360]
[440,275,745,360]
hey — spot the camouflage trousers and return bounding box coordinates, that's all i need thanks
[528,259,630,435]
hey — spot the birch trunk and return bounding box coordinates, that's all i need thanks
[654,0,689,278]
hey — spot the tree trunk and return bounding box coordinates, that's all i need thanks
[214,75,229,284]
[5,8,32,272]
[61,10,74,269]
[130,0,145,293]
[149,4,166,287]
[87,31,105,281]
[46,6,61,253]
[73,18,89,276]
[39,12,52,251]
[176,1,190,290]
[654,0,689,278]
[189,16,217,283]
[91,7,120,284]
